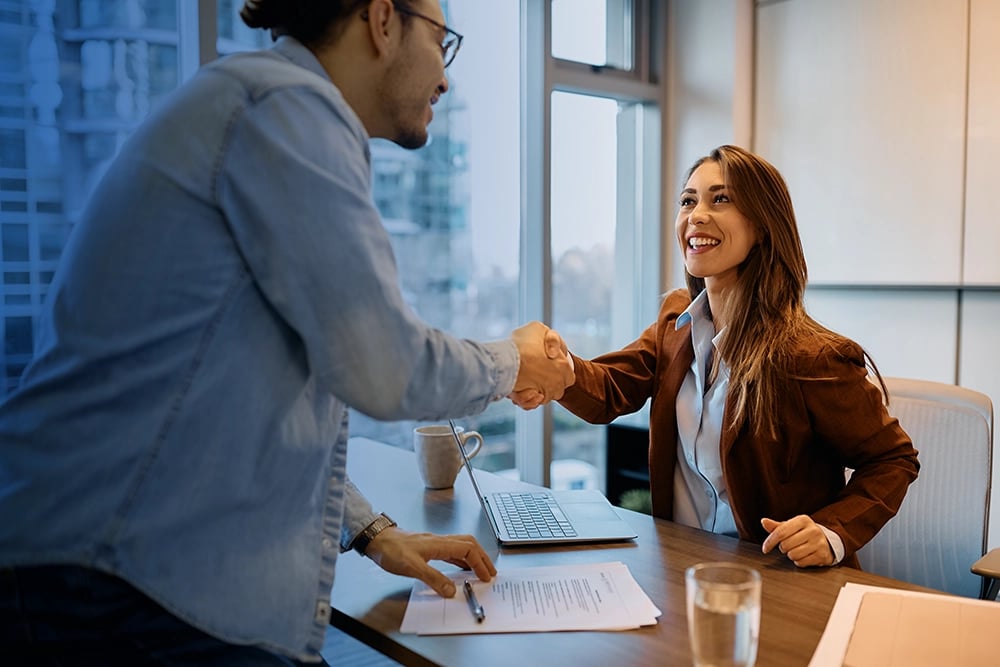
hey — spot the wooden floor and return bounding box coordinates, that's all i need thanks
[321,625,401,666]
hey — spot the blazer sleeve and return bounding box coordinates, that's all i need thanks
[798,341,920,557]
[557,290,690,423]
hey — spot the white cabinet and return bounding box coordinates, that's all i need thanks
[754,0,968,285]
[964,0,1000,285]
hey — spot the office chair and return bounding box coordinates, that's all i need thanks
[972,548,1000,601]
[853,376,995,599]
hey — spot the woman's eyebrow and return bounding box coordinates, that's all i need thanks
[681,184,726,194]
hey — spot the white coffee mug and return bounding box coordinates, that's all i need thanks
[413,425,483,489]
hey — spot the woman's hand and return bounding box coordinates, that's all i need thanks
[760,515,835,567]
[508,388,546,410]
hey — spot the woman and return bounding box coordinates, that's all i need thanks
[515,145,919,568]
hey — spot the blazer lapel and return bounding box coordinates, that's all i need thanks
[648,323,695,520]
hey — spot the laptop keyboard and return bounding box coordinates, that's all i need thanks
[493,491,578,539]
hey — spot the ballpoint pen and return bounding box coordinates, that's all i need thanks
[463,579,486,623]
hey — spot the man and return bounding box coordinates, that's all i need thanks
[0,1,573,664]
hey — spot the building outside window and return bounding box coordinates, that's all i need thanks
[1,0,663,496]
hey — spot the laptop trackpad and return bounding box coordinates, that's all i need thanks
[563,503,621,522]
[561,500,625,522]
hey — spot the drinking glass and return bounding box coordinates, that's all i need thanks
[685,562,761,667]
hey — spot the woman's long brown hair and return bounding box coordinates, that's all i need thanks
[683,145,886,436]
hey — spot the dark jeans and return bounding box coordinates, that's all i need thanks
[0,565,329,666]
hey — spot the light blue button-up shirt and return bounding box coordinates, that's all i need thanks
[672,290,738,536]
[0,37,517,661]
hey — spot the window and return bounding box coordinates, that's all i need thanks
[551,0,635,70]
[546,91,661,494]
[217,0,266,54]
[3,1,665,493]
[0,0,264,393]
[519,1,662,491]
[1,0,189,390]
[346,1,523,474]
[1,224,28,262]
[3,315,31,356]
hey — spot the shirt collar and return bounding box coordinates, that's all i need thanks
[676,289,711,330]
[269,35,372,158]
[272,35,331,82]
[677,289,728,351]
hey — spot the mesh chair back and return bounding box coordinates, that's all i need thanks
[856,377,994,597]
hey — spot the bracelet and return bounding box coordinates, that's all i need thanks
[351,513,397,556]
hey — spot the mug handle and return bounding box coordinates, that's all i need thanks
[461,431,483,459]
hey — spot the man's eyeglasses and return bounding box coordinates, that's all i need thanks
[392,2,464,68]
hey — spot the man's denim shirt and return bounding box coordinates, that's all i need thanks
[0,37,517,661]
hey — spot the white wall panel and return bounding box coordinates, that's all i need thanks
[804,289,958,383]
[964,0,1000,285]
[665,0,753,290]
[958,291,1000,549]
[755,0,967,285]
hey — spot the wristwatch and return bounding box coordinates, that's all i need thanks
[351,513,397,556]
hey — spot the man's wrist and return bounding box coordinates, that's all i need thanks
[351,513,397,556]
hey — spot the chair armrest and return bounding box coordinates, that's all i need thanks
[971,548,1000,578]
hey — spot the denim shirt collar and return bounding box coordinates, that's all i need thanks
[273,36,330,82]
[271,36,372,159]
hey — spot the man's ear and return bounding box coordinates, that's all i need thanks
[363,0,396,60]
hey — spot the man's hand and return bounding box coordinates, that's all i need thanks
[362,527,497,596]
[760,516,835,568]
[510,323,574,405]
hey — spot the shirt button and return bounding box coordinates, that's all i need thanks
[322,537,334,550]
[315,600,331,623]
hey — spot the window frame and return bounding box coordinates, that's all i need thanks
[518,0,665,486]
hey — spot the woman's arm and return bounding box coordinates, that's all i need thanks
[799,342,920,558]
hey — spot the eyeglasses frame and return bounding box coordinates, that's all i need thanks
[391,2,464,68]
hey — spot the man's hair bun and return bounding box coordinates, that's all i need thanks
[240,1,354,45]
[239,0,284,30]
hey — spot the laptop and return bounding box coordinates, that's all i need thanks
[449,420,638,546]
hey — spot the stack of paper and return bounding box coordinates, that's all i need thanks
[400,561,661,635]
[809,582,1000,667]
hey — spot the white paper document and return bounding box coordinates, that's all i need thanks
[400,561,661,635]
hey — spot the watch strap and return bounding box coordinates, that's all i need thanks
[351,513,397,556]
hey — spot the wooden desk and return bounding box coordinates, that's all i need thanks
[331,438,927,667]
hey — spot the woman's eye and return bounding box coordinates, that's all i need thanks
[714,194,730,204]
[679,197,695,207]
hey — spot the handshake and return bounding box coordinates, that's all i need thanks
[508,322,575,410]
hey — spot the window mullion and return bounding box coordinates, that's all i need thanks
[518,0,553,487]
